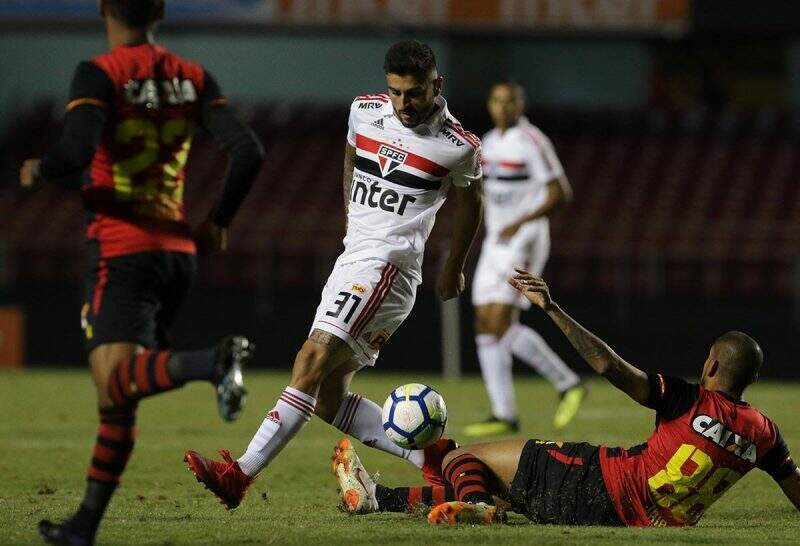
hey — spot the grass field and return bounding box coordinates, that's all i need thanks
[1,369,798,545]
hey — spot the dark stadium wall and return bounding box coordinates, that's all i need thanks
[0,30,648,130]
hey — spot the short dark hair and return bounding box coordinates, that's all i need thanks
[490,79,526,101]
[105,0,164,27]
[384,41,437,79]
[714,331,763,392]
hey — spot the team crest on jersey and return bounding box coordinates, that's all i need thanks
[377,144,407,177]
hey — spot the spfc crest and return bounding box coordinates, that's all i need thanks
[377,144,407,177]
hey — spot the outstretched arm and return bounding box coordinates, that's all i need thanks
[779,468,800,512]
[436,180,483,300]
[509,269,649,405]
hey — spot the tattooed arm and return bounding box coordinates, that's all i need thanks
[509,268,650,405]
[342,144,356,229]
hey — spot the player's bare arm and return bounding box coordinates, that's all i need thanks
[779,467,800,512]
[509,268,649,404]
[499,176,572,239]
[342,143,356,227]
[437,179,483,300]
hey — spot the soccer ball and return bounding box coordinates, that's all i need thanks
[381,383,447,450]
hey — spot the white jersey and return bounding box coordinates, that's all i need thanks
[343,93,482,278]
[481,116,563,241]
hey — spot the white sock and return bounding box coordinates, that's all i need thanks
[506,323,580,392]
[237,386,315,477]
[333,393,425,468]
[476,333,517,421]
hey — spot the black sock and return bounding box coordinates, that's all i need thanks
[68,480,116,537]
[374,484,455,512]
[375,484,409,512]
[167,347,217,383]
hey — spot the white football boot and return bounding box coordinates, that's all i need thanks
[332,437,379,513]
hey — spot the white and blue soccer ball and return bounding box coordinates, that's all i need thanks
[381,383,447,450]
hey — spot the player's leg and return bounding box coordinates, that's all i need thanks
[154,252,250,420]
[40,253,250,545]
[184,330,355,509]
[331,436,457,514]
[467,302,521,437]
[318,361,418,462]
[236,331,353,474]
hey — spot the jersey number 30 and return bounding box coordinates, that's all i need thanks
[647,443,742,525]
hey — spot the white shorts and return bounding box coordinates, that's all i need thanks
[310,258,418,367]
[471,232,550,310]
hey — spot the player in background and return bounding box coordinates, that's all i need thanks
[184,40,483,510]
[465,81,585,438]
[333,269,800,525]
[19,2,264,544]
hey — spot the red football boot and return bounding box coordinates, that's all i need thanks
[184,449,254,510]
[422,438,459,486]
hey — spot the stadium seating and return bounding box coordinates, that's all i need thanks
[3,104,799,297]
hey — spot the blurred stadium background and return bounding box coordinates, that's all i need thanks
[2,0,800,380]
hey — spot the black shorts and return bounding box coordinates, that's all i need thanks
[508,439,623,526]
[82,245,196,352]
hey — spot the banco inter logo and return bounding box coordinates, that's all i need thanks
[377,144,407,178]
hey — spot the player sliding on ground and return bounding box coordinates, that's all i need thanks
[333,269,800,526]
[184,41,483,509]
[466,80,584,438]
[22,2,264,544]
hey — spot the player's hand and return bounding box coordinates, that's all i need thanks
[20,159,43,188]
[194,219,228,255]
[508,267,553,310]
[437,262,465,301]
[499,220,522,240]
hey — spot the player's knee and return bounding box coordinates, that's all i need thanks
[476,313,510,337]
[442,447,470,471]
[290,342,332,392]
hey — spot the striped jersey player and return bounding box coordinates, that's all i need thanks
[185,40,484,510]
[465,81,585,439]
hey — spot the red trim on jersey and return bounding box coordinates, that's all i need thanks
[356,93,389,102]
[88,217,196,259]
[499,160,526,169]
[546,449,584,466]
[93,259,109,314]
[355,134,450,178]
[444,120,480,148]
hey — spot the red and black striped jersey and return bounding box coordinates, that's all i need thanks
[600,374,795,527]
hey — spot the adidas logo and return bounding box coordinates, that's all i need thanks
[266,410,281,424]
[371,118,384,130]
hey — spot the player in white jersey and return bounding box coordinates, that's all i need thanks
[184,41,483,509]
[464,81,585,438]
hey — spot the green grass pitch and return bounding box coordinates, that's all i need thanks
[1,369,798,545]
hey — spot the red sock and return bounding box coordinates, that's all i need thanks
[443,454,493,504]
[108,351,178,407]
[87,406,136,484]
